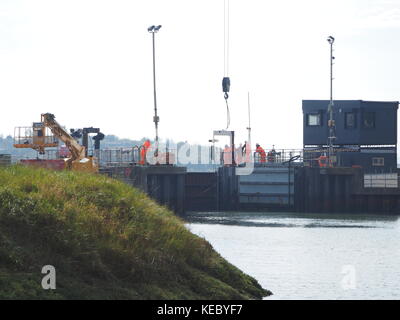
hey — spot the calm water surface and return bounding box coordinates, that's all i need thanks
[186,212,400,300]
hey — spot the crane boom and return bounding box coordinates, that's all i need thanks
[14,113,98,173]
[41,113,86,162]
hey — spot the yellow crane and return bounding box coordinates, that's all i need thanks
[14,113,99,173]
[41,113,98,173]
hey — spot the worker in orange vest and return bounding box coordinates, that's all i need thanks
[139,140,151,165]
[223,144,233,166]
[256,143,266,163]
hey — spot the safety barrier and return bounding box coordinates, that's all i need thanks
[220,148,304,166]
[13,126,58,147]
[253,149,304,164]
[97,147,140,167]
[97,147,177,167]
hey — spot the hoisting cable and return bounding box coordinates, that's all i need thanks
[222,0,231,130]
[224,90,230,129]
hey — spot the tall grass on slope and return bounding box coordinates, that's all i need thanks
[0,165,270,299]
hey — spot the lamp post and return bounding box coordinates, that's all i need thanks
[148,25,162,154]
[327,36,336,167]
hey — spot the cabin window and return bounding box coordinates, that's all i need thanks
[345,112,356,128]
[307,114,321,126]
[372,157,384,166]
[363,112,375,128]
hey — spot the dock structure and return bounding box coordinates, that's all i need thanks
[295,167,400,213]
[185,172,219,211]
[97,143,400,215]
[238,165,296,209]
[12,146,399,215]
[100,165,186,215]
[183,164,296,212]
[182,164,400,214]
[179,101,400,214]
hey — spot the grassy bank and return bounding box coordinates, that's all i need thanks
[0,165,270,299]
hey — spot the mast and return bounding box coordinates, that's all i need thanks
[327,36,336,167]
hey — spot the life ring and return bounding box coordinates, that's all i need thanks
[318,156,328,168]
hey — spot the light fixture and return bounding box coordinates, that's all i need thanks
[148,25,162,33]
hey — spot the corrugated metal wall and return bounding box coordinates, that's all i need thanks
[185,172,218,211]
[238,166,294,207]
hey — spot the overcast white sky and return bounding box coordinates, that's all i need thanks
[1,0,400,150]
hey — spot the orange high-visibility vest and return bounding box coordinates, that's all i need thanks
[140,140,151,165]
[256,146,266,163]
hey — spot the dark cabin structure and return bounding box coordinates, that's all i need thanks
[303,100,398,173]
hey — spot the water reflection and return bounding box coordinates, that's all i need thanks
[185,211,398,229]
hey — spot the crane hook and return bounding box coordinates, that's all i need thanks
[222,76,230,99]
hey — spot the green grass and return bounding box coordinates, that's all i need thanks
[0,165,271,300]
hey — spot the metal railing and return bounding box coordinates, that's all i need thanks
[253,149,304,165]
[220,148,304,166]
[97,147,177,167]
[12,145,179,167]
[97,147,140,167]
[14,127,58,146]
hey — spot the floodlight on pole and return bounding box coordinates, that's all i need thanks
[148,25,162,154]
[327,35,336,167]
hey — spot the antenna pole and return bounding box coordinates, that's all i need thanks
[327,36,335,167]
